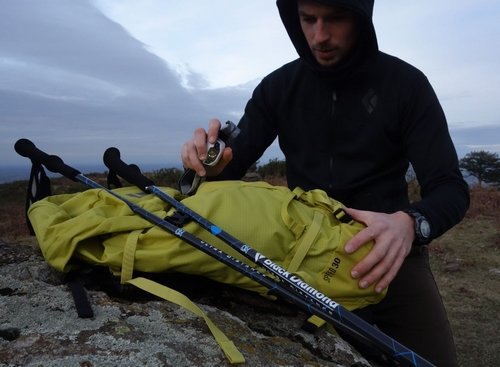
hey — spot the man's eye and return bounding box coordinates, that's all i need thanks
[329,15,348,22]
[326,12,353,23]
[300,16,316,24]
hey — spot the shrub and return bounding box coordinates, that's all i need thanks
[256,158,286,178]
[149,168,183,187]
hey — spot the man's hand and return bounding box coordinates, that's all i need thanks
[343,208,415,293]
[181,118,233,177]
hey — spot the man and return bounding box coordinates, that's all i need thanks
[181,1,469,365]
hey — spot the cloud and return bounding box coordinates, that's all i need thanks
[0,0,191,102]
[450,124,500,157]
[0,0,253,168]
[92,0,295,88]
[1,0,498,180]
[374,1,500,125]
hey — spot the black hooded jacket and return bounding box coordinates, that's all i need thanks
[217,0,469,241]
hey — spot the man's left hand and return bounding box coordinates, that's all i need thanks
[343,208,415,293]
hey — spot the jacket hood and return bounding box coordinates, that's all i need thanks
[276,0,378,81]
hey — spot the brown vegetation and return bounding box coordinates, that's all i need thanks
[466,186,500,218]
[429,186,499,366]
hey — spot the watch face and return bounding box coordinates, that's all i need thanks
[404,209,431,244]
[419,219,431,238]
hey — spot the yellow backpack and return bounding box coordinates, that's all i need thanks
[28,180,384,310]
[28,180,386,363]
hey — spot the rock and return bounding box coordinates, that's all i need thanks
[489,268,500,277]
[0,240,374,367]
[444,259,464,273]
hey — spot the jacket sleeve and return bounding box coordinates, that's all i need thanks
[401,72,470,240]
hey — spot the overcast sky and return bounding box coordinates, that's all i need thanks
[1,0,499,174]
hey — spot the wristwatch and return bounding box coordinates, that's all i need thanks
[403,208,431,246]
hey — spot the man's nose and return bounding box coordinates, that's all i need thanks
[314,21,330,43]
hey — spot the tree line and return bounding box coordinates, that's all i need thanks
[459,150,500,187]
[249,151,500,188]
[151,151,500,189]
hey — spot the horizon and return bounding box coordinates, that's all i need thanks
[0,163,483,187]
[0,141,491,185]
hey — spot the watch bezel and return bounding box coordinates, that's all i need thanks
[403,209,431,245]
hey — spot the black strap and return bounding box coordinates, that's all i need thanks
[107,170,123,189]
[67,280,94,319]
[178,169,204,196]
[25,162,52,234]
[165,210,192,227]
[333,208,353,224]
[108,164,144,189]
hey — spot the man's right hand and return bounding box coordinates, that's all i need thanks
[181,118,233,177]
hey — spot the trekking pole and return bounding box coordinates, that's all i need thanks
[14,139,371,351]
[14,138,434,367]
[102,147,436,367]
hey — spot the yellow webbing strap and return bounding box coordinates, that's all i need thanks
[127,277,245,364]
[306,314,327,329]
[287,210,324,273]
[120,229,141,284]
[289,188,327,331]
[292,187,348,223]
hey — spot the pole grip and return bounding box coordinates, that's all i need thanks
[219,120,240,146]
[103,147,154,191]
[14,138,80,180]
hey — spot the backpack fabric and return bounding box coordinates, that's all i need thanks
[28,180,386,311]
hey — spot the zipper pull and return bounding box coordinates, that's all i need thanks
[331,92,337,117]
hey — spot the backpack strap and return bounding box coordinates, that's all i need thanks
[127,277,245,364]
[25,162,52,234]
[120,229,142,284]
[292,187,353,224]
[287,210,323,273]
[119,233,245,364]
[302,314,327,333]
[66,275,94,319]
[106,169,123,189]
[290,187,335,333]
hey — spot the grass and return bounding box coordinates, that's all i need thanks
[429,187,500,366]
[0,177,499,366]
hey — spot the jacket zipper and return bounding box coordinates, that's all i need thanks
[329,92,337,191]
[331,91,337,116]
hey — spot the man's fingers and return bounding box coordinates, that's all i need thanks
[353,240,407,292]
[180,118,232,178]
[373,246,407,293]
[207,118,221,144]
[206,147,233,176]
[344,207,368,224]
[193,128,209,160]
[345,227,376,254]
[350,241,387,280]
[185,144,206,176]
[358,251,395,288]
[344,209,415,292]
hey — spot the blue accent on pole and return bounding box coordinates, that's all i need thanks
[210,225,222,235]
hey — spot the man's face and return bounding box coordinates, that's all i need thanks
[298,0,358,68]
